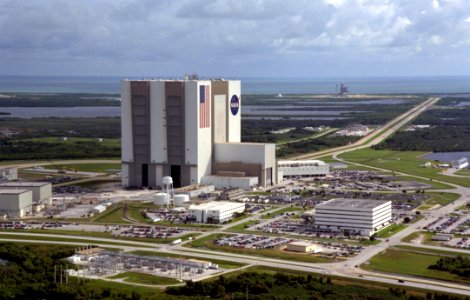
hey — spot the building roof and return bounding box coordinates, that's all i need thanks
[288,241,315,247]
[189,201,244,210]
[0,189,31,195]
[0,182,50,187]
[317,198,390,209]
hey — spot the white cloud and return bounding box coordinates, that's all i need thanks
[432,0,441,11]
[430,35,443,44]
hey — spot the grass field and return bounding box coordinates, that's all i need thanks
[375,224,407,238]
[107,272,180,285]
[340,149,470,187]
[225,220,260,233]
[418,192,461,210]
[25,137,120,147]
[82,278,167,299]
[362,246,470,284]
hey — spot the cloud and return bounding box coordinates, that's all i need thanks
[1,0,470,77]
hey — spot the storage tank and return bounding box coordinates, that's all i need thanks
[154,192,169,206]
[174,194,189,206]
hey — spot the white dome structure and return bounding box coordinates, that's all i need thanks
[162,176,173,185]
[174,194,190,206]
[154,192,169,206]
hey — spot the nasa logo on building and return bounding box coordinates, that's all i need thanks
[230,95,240,116]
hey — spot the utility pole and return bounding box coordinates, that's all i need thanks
[54,265,57,283]
[60,265,63,285]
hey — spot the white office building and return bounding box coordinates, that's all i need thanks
[0,189,33,218]
[121,79,276,189]
[188,201,245,223]
[314,198,392,236]
[278,160,329,180]
[452,157,469,170]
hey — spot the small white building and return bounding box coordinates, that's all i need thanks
[0,189,33,218]
[278,160,329,180]
[314,198,392,236]
[452,157,469,170]
[92,205,107,214]
[0,182,52,204]
[0,167,18,181]
[188,201,245,223]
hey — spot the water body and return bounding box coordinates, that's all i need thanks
[1,75,470,94]
[0,107,120,118]
[423,151,470,163]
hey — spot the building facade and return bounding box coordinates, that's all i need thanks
[0,189,33,218]
[187,201,245,223]
[277,160,329,180]
[314,198,392,236]
[0,182,52,204]
[121,79,276,188]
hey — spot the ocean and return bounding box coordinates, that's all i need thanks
[1,75,470,94]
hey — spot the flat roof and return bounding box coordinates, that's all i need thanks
[317,198,390,209]
[0,189,31,195]
[278,160,326,165]
[289,241,315,247]
[189,201,244,210]
[0,182,50,187]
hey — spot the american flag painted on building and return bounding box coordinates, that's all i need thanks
[199,85,211,128]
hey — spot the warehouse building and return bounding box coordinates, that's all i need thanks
[314,198,392,236]
[0,167,17,182]
[0,182,52,204]
[121,79,276,189]
[286,241,321,253]
[188,201,245,223]
[277,160,329,180]
[0,189,33,218]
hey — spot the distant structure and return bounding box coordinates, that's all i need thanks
[0,167,17,182]
[314,198,392,236]
[0,189,33,218]
[121,79,276,189]
[452,157,469,170]
[338,83,349,95]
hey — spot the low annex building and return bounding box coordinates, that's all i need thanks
[286,241,320,253]
[188,201,245,224]
[314,198,392,236]
[0,182,52,204]
[277,160,329,180]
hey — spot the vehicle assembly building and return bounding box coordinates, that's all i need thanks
[314,198,392,236]
[121,79,276,189]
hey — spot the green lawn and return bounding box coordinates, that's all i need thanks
[362,246,470,284]
[82,278,167,299]
[94,206,132,224]
[418,192,460,210]
[108,272,180,285]
[340,149,470,187]
[375,224,407,239]
[225,220,260,233]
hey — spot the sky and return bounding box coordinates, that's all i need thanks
[1,0,470,78]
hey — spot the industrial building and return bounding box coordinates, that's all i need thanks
[121,79,276,189]
[0,167,17,181]
[188,201,245,223]
[452,157,469,170]
[286,241,320,253]
[0,189,33,218]
[314,198,392,236]
[277,160,329,180]
[0,182,52,204]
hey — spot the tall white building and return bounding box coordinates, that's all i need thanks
[188,201,245,223]
[314,198,392,236]
[277,160,329,180]
[121,79,276,189]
